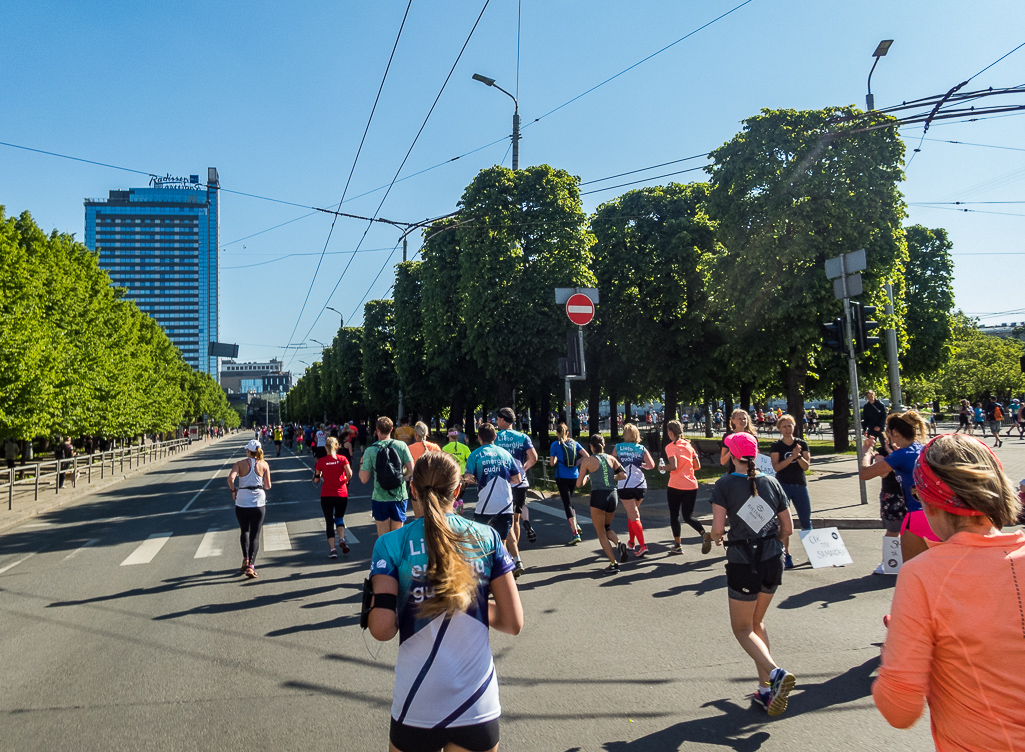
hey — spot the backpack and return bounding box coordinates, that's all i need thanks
[561,440,580,468]
[995,405,1004,421]
[374,440,404,491]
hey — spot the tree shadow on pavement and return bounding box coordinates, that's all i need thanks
[601,698,771,751]
[775,574,894,610]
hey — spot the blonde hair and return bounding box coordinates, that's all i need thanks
[411,452,478,618]
[247,446,264,462]
[556,422,569,441]
[622,423,640,443]
[920,434,1022,529]
[777,413,796,429]
[325,436,339,453]
[887,410,926,442]
[731,409,757,436]
[414,421,429,441]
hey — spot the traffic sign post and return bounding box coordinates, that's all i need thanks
[555,288,597,429]
[565,293,595,326]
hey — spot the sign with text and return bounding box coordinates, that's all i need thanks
[800,527,854,568]
[755,453,776,477]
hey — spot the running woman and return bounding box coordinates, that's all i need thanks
[576,434,628,572]
[314,424,328,458]
[227,439,272,579]
[367,451,523,752]
[295,425,305,455]
[956,399,971,435]
[495,407,538,576]
[614,423,655,557]
[441,428,471,514]
[664,420,711,555]
[313,436,352,557]
[463,423,522,574]
[549,422,588,545]
[769,414,810,568]
[710,432,796,716]
[408,421,441,463]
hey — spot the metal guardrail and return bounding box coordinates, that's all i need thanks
[2,438,194,511]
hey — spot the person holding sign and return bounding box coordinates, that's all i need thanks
[873,433,1025,751]
[710,432,796,716]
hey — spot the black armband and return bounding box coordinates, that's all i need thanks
[359,578,373,629]
[373,593,398,611]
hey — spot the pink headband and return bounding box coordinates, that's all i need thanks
[913,434,996,517]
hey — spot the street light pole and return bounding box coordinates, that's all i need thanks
[472,73,520,170]
[866,39,903,412]
[325,306,344,328]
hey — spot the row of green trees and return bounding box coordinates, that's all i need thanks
[286,106,965,448]
[0,208,239,441]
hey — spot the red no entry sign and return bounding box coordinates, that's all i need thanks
[566,293,595,326]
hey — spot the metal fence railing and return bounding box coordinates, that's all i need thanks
[2,438,194,511]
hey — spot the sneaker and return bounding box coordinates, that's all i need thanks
[752,689,770,712]
[526,525,537,543]
[340,540,350,554]
[767,668,796,717]
[328,548,338,559]
[784,553,794,569]
[701,532,713,555]
[575,524,583,536]
[239,559,249,574]
[669,544,685,555]
[617,542,629,563]
[635,545,649,558]
[604,561,620,573]
[567,533,582,546]
[244,566,258,579]
[513,562,525,579]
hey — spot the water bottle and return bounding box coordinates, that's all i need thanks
[658,457,666,475]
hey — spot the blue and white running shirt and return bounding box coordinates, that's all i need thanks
[615,442,648,490]
[464,444,518,516]
[370,516,515,728]
[495,429,534,489]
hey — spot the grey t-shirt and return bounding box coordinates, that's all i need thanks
[710,473,790,564]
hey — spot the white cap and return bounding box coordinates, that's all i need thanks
[245,439,261,452]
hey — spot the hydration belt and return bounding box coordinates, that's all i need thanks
[724,533,778,572]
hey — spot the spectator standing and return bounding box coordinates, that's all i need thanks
[862,390,887,443]
[5,437,19,472]
[769,414,810,568]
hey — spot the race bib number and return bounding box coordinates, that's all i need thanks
[736,495,775,534]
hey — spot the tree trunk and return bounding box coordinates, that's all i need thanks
[609,388,620,443]
[497,377,514,412]
[624,401,632,425]
[704,391,713,438]
[786,351,808,439]
[465,402,476,433]
[588,380,601,440]
[832,380,851,452]
[722,392,733,419]
[740,383,752,413]
[663,383,679,444]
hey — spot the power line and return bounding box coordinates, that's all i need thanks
[915,137,1025,154]
[222,246,396,269]
[968,40,1025,83]
[280,0,415,363]
[580,154,708,186]
[580,165,708,195]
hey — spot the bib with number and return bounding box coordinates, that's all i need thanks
[736,495,775,534]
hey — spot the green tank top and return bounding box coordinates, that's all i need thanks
[588,453,616,491]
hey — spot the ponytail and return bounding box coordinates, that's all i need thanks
[412,452,478,619]
[746,456,759,497]
[248,447,264,462]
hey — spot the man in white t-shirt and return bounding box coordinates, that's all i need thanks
[315,425,327,459]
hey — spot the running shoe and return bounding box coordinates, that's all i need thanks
[604,561,620,573]
[575,524,583,537]
[670,544,685,555]
[340,540,350,554]
[239,559,249,574]
[701,532,713,555]
[245,566,258,579]
[767,668,796,716]
[752,689,771,712]
[617,542,629,563]
[526,525,537,543]
[635,545,649,558]
[513,561,525,579]
[567,533,582,546]
[784,553,794,569]
[328,548,337,559]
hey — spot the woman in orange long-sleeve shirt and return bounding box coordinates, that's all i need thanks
[872,433,1025,751]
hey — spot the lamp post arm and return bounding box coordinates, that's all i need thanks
[866,56,881,111]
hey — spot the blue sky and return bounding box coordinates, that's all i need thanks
[2,1,1023,376]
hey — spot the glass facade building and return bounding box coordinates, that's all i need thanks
[85,169,219,375]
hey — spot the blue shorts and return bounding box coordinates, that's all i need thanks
[474,512,512,540]
[372,499,408,523]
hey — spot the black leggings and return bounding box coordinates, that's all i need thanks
[556,477,577,518]
[320,496,349,538]
[235,506,266,563]
[666,487,704,538]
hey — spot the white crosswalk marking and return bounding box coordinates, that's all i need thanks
[0,554,35,575]
[262,522,291,551]
[345,529,360,545]
[194,529,225,558]
[62,539,98,561]
[121,533,173,566]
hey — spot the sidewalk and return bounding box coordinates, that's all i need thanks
[531,423,1025,530]
[0,433,236,535]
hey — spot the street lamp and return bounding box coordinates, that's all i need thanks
[326,306,344,328]
[866,39,893,111]
[472,73,520,170]
[311,339,327,348]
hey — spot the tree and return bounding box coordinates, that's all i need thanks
[902,225,955,379]
[361,300,398,416]
[393,261,436,418]
[707,107,906,447]
[457,165,596,407]
[937,313,1025,404]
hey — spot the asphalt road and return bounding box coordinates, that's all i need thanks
[0,439,933,751]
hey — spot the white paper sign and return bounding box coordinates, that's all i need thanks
[881,535,902,575]
[736,495,776,534]
[800,527,854,568]
[755,453,776,477]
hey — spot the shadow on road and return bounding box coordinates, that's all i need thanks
[775,573,894,610]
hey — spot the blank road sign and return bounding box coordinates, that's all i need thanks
[566,293,595,325]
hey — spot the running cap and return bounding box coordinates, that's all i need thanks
[447,430,459,437]
[497,407,516,423]
[245,439,261,452]
[1014,399,1020,403]
[724,432,758,459]
[913,434,991,516]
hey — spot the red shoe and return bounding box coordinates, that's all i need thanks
[340,540,350,554]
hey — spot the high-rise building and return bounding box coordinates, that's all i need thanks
[219,359,291,394]
[85,169,220,375]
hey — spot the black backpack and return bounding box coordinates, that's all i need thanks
[375,440,404,491]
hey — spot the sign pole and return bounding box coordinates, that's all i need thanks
[839,254,869,506]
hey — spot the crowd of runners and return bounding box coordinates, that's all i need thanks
[227,402,1024,752]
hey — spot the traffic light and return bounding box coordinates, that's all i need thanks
[852,302,881,353]
[559,333,580,378]
[823,317,846,351]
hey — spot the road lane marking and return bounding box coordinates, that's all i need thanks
[180,455,238,513]
[121,533,172,565]
[0,554,36,575]
[194,529,225,558]
[345,529,360,545]
[62,539,98,561]
[22,522,55,529]
[529,502,572,518]
[262,522,291,551]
